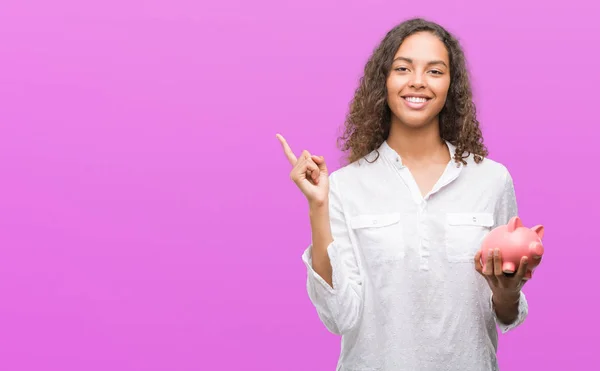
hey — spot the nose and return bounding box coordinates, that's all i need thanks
[409,73,426,89]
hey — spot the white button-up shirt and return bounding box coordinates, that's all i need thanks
[302,140,528,371]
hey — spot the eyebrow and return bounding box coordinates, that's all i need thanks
[393,57,448,68]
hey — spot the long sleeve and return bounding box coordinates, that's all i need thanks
[301,172,364,335]
[491,167,528,333]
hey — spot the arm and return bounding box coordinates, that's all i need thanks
[307,200,334,287]
[491,288,528,330]
[490,168,529,333]
[302,173,364,335]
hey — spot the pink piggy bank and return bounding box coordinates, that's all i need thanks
[480,216,544,279]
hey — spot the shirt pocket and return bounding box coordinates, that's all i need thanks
[350,213,405,263]
[445,212,494,263]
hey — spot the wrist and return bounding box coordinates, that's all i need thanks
[492,290,521,306]
[309,197,328,212]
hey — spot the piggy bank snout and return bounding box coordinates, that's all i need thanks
[529,241,544,257]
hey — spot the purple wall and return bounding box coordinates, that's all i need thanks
[1,1,598,370]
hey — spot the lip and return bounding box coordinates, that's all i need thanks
[401,93,432,99]
[402,96,432,110]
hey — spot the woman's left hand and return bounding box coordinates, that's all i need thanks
[474,248,532,298]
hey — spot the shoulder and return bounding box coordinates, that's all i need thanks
[462,154,515,204]
[328,149,386,185]
[463,153,512,184]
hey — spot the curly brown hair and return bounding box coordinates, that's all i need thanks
[337,18,488,165]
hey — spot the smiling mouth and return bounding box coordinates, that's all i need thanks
[403,96,431,103]
[402,96,432,110]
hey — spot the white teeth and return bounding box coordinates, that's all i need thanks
[405,97,428,103]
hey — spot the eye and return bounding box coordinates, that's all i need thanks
[394,67,409,72]
[429,70,443,75]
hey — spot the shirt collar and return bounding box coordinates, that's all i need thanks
[378,139,463,169]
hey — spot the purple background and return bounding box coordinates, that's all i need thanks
[1,0,599,370]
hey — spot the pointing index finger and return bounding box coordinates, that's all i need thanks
[276,133,298,165]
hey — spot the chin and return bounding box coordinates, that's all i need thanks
[395,112,437,129]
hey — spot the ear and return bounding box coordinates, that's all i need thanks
[507,216,523,232]
[531,224,544,239]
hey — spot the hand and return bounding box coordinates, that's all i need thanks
[474,248,529,299]
[276,133,329,207]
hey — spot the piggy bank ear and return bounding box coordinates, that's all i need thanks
[507,216,523,232]
[531,225,544,239]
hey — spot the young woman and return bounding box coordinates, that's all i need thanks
[277,18,542,370]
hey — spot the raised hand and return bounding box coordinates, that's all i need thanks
[276,133,329,207]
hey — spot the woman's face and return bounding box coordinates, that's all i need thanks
[386,31,451,129]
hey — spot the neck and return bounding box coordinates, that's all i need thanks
[386,117,449,163]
